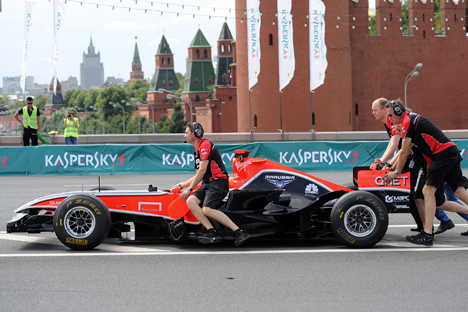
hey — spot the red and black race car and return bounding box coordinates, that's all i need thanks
[6,150,411,250]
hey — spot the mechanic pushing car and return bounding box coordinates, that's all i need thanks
[384,100,468,246]
[174,122,250,246]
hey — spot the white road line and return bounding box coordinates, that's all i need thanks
[0,233,167,253]
[0,247,468,258]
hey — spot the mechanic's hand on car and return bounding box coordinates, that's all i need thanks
[383,170,399,184]
[180,189,191,201]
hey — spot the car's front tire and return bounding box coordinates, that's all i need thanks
[54,194,111,251]
[330,191,388,248]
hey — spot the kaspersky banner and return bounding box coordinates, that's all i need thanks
[2,141,468,176]
[277,0,295,91]
[247,0,261,90]
[309,0,327,91]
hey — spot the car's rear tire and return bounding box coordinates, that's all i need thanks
[54,194,111,251]
[330,191,388,248]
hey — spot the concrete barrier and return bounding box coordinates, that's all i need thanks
[1,130,468,146]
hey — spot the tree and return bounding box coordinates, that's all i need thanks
[176,72,185,90]
[124,79,149,101]
[168,103,186,133]
[84,89,100,111]
[95,86,130,121]
[369,15,376,35]
[34,94,48,111]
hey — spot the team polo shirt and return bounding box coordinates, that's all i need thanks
[384,115,397,138]
[400,112,456,160]
[194,138,229,184]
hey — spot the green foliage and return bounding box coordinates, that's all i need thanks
[124,79,149,101]
[0,94,10,105]
[84,89,100,111]
[176,72,185,90]
[34,94,48,111]
[369,15,376,35]
[206,85,214,98]
[401,2,409,33]
[95,86,131,121]
[169,103,186,133]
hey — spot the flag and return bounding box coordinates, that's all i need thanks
[309,0,327,91]
[247,0,261,90]
[21,0,35,94]
[277,0,295,91]
[53,0,65,94]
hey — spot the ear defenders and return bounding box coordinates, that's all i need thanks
[192,122,204,138]
[391,100,404,116]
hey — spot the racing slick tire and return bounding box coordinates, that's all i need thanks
[53,194,111,251]
[330,191,388,248]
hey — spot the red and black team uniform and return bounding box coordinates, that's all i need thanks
[400,111,467,196]
[385,114,424,226]
[192,138,229,209]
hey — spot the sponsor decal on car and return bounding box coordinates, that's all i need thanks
[235,160,252,172]
[45,152,125,169]
[265,175,295,189]
[375,176,409,186]
[66,237,88,245]
[279,149,358,166]
[385,195,410,203]
[305,183,319,194]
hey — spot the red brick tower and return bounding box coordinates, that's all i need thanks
[129,36,144,84]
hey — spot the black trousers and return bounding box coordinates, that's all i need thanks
[23,127,38,146]
[402,154,424,228]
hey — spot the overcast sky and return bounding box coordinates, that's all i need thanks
[0,0,380,89]
[0,0,236,88]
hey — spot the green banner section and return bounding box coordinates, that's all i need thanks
[2,140,468,176]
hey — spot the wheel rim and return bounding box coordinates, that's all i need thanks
[344,204,376,237]
[64,206,96,239]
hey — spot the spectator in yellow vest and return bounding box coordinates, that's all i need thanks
[63,109,79,145]
[13,96,41,146]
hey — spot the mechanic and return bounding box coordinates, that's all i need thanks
[384,100,468,246]
[174,122,250,246]
[370,98,424,231]
[63,109,79,145]
[13,96,41,146]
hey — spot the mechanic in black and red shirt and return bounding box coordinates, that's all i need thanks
[370,98,425,231]
[175,122,249,246]
[384,100,468,246]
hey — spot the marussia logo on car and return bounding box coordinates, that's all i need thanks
[265,175,295,189]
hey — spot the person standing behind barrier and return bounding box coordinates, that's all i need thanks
[13,96,41,146]
[63,109,79,145]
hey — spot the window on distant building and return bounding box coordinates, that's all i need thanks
[228,44,232,52]
[168,57,171,65]
[221,44,225,53]
[254,115,257,128]
[195,78,199,84]
[169,81,174,88]
[204,49,208,58]
[162,80,167,87]
[208,77,213,84]
[162,57,165,65]
[222,74,227,83]
[269,34,273,47]
[196,49,200,59]
[195,95,200,102]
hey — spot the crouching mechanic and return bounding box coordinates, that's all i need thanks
[175,122,250,246]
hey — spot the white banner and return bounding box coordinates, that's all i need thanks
[21,0,35,94]
[277,0,295,91]
[309,0,327,91]
[247,0,261,90]
[53,0,65,94]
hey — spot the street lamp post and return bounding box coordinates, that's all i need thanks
[124,99,140,134]
[404,63,423,108]
[131,98,154,133]
[110,101,125,134]
[157,88,193,124]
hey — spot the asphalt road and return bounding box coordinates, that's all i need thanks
[1,173,468,311]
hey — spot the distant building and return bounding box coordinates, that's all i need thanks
[129,37,144,84]
[146,34,180,122]
[61,76,80,94]
[44,78,65,119]
[105,76,125,86]
[183,28,215,104]
[215,22,234,87]
[80,37,104,91]
[2,76,33,95]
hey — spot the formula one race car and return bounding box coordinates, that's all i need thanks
[6,150,411,251]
